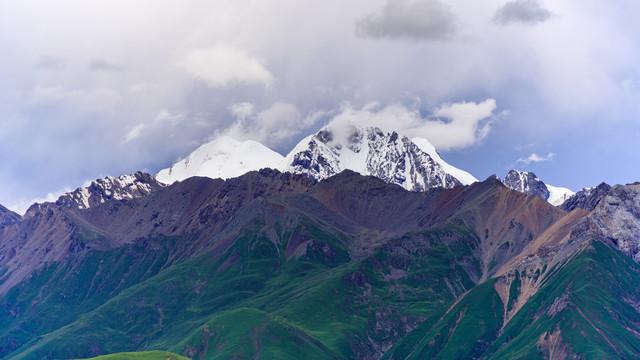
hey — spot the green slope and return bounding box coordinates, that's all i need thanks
[487,240,640,359]
[385,240,640,359]
[1,217,483,359]
[72,351,189,360]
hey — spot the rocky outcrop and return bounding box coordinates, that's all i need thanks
[52,172,165,211]
[571,183,640,262]
[502,170,550,200]
[560,182,611,212]
[0,205,20,227]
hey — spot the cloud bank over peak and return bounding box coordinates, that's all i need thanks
[219,102,311,148]
[324,99,498,151]
[355,0,460,41]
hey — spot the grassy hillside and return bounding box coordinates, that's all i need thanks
[1,218,483,359]
[384,240,640,359]
[72,351,189,360]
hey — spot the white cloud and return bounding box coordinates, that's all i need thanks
[324,99,497,151]
[183,44,275,88]
[221,102,309,147]
[355,0,459,41]
[122,109,190,144]
[516,152,555,164]
[123,124,147,143]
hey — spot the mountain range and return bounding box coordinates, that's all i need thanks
[0,126,635,359]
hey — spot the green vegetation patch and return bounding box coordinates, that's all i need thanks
[72,350,190,360]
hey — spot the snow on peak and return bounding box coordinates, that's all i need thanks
[546,184,575,206]
[280,126,477,191]
[502,170,574,206]
[156,136,284,184]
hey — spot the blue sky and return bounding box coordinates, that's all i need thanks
[1,0,639,213]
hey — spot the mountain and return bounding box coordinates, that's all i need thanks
[50,172,165,210]
[157,127,477,193]
[155,136,284,184]
[1,169,637,359]
[502,169,574,206]
[280,126,477,191]
[0,205,20,228]
[560,182,611,212]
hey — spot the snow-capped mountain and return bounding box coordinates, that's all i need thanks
[55,172,165,210]
[25,172,165,213]
[280,126,476,191]
[156,136,284,184]
[155,127,477,192]
[502,170,574,206]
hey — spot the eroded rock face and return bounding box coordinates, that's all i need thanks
[502,170,550,200]
[560,182,611,212]
[571,183,640,262]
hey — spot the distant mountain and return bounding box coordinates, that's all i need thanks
[156,136,284,184]
[156,127,477,192]
[502,169,574,206]
[280,126,477,191]
[50,171,165,210]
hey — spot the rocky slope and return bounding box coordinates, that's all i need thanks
[0,205,20,227]
[570,182,640,262]
[502,170,574,206]
[560,182,611,212]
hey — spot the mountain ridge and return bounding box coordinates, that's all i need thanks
[0,169,638,359]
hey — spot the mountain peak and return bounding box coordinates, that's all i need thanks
[502,169,574,206]
[156,136,284,184]
[280,126,477,191]
[49,172,165,211]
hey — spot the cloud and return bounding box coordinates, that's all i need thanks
[183,44,275,88]
[220,102,310,147]
[324,98,498,151]
[28,85,121,111]
[355,0,459,41]
[123,124,146,143]
[516,152,555,164]
[34,54,64,69]
[122,109,189,144]
[493,0,551,25]
[89,58,124,72]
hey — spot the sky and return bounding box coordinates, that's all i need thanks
[1,0,640,213]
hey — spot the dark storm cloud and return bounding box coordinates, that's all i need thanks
[493,0,551,25]
[355,0,459,41]
[88,58,124,72]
